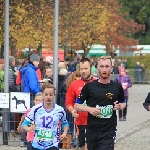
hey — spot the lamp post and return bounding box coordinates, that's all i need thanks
[3,0,9,145]
[53,0,59,103]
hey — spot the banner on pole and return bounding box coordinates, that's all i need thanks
[0,93,9,108]
[10,92,30,113]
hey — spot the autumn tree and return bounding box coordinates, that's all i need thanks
[9,0,54,57]
[59,0,145,56]
[119,0,150,45]
[59,0,114,56]
[0,0,145,58]
[0,0,4,58]
[98,0,145,55]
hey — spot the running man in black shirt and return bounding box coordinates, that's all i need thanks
[74,56,126,150]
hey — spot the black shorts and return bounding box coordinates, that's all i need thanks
[86,128,114,150]
[27,142,32,150]
[76,125,86,147]
[32,146,59,150]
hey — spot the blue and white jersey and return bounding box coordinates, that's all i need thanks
[25,103,68,150]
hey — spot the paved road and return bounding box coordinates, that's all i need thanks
[0,84,150,150]
[114,84,150,150]
[116,84,150,134]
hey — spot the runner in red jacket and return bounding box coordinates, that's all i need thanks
[66,58,96,150]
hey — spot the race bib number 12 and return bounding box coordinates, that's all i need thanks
[96,105,113,118]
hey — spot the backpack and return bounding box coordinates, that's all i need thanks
[0,70,4,92]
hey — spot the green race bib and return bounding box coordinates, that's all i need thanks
[37,128,54,142]
[96,105,113,118]
[82,100,87,106]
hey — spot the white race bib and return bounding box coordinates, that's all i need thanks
[37,128,54,142]
[96,105,113,118]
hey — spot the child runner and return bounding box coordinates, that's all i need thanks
[21,82,69,150]
[17,92,43,149]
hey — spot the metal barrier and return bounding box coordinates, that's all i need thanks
[0,92,75,147]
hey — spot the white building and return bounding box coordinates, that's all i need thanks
[76,45,150,57]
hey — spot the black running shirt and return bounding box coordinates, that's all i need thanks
[76,80,125,132]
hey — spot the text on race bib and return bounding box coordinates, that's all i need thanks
[96,105,113,118]
[82,100,87,106]
[37,128,54,142]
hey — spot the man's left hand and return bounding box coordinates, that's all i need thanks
[113,101,121,110]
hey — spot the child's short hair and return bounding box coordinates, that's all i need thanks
[35,92,42,97]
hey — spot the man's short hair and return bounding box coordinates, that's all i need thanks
[80,58,92,67]
[65,58,70,62]
[98,56,112,65]
[9,56,15,66]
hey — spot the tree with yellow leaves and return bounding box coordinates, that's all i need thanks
[0,1,4,58]
[59,0,145,56]
[9,0,54,56]
[0,0,145,58]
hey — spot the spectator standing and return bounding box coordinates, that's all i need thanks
[16,53,41,87]
[123,58,128,69]
[9,56,18,92]
[20,54,41,102]
[38,56,48,77]
[0,62,4,92]
[111,61,119,81]
[42,66,53,84]
[58,69,68,92]
[140,64,145,83]
[64,58,71,71]
[9,56,18,134]
[134,62,141,83]
[114,68,132,121]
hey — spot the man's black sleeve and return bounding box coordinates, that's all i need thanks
[143,92,150,110]
[75,83,89,104]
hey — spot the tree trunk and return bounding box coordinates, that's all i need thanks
[82,42,89,57]
[11,44,16,57]
[37,41,42,56]
[29,47,31,52]
[0,45,4,58]
[105,40,111,56]
[64,45,67,58]
[84,49,89,57]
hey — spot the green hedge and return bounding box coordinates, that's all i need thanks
[116,55,150,69]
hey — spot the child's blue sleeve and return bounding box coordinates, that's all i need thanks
[21,119,31,129]
[62,120,69,129]
[60,109,69,130]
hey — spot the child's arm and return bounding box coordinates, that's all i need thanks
[60,122,69,141]
[17,115,25,133]
[60,109,69,141]
[21,108,36,132]
[17,109,31,133]
[22,119,36,132]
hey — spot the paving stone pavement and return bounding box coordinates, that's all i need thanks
[115,119,150,150]
[0,84,150,150]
